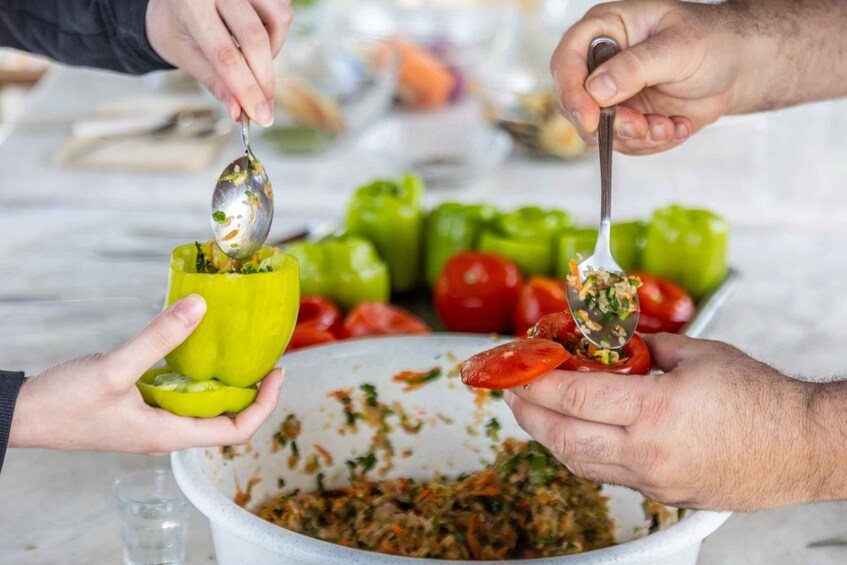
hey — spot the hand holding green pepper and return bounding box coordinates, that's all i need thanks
[9,295,284,454]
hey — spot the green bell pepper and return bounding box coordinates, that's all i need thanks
[555,221,647,277]
[424,202,499,285]
[137,367,258,418]
[285,237,390,311]
[642,205,729,301]
[164,242,300,387]
[345,174,425,293]
[478,206,574,275]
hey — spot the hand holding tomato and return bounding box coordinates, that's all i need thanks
[503,333,847,511]
[434,252,523,334]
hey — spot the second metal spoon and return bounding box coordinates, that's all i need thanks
[566,36,639,349]
[211,113,274,260]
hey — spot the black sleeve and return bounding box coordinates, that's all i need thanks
[0,371,24,475]
[0,0,173,75]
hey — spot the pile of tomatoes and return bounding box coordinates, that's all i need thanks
[287,251,696,364]
[433,252,695,337]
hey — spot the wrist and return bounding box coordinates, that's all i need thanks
[803,380,847,502]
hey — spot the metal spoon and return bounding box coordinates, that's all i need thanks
[211,113,274,260]
[566,36,639,349]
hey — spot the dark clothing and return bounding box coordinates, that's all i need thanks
[0,0,171,474]
[0,0,172,75]
[0,372,24,472]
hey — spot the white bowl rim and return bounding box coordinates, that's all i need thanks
[172,334,731,564]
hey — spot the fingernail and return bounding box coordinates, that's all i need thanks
[277,368,285,391]
[169,294,206,327]
[674,121,689,140]
[570,109,583,129]
[503,390,515,407]
[256,102,273,127]
[649,122,668,143]
[587,73,617,101]
[618,122,639,139]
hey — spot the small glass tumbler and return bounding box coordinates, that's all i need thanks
[114,469,189,565]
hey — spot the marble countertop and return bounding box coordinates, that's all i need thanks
[1,67,846,564]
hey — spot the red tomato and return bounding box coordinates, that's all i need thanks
[343,302,431,338]
[461,339,570,389]
[530,312,651,375]
[632,271,695,334]
[288,296,343,351]
[513,277,568,337]
[434,252,524,334]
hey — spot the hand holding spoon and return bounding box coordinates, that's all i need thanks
[211,113,273,260]
[566,37,640,349]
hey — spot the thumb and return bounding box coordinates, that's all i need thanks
[107,294,207,381]
[585,32,686,107]
[640,332,697,372]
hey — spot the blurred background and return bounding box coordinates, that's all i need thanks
[2,1,847,563]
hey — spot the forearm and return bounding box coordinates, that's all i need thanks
[804,380,847,502]
[727,0,847,114]
[0,0,171,74]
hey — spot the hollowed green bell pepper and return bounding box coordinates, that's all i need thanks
[424,202,499,286]
[285,237,390,311]
[345,174,425,293]
[137,367,258,418]
[164,242,300,387]
[478,206,574,276]
[555,221,646,277]
[642,205,729,301]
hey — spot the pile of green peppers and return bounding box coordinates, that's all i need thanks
[422,202,728,301]
[285,236,390,310]
[345,174,425,294]
[137,242,300,418]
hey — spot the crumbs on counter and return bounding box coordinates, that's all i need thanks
[221,445,236,460]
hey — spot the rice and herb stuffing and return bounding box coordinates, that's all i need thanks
[256,439,615,559]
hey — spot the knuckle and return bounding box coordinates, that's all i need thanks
[243,24,269,48]
[550,421,575,461]
[241,82,265,103]
[558,378,588,417]
[215,43,242,68]
[149,324,177,352]
[279,5,294,27]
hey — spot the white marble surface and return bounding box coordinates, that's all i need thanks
[1,67,846,564]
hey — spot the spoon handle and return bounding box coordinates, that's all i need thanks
[240,112,253,159]
[587,37,620,247]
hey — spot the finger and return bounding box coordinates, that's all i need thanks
[217,0,275,102]
[585,31,690,108]
[612,114,692,155]
[147,368,285,450]
[508,369,650,426]
[172,46,242,121]
[183,4,273,126]
[640,332,701,372]
[506,391,628,466]
[551,21,606,134]
[107,295,206,382]
[251,0,294,56]
[614,106,649,141]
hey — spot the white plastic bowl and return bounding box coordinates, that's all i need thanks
[173,335,730,564]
